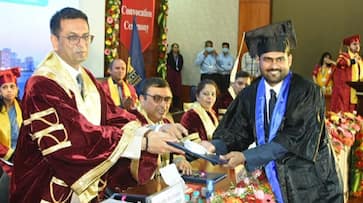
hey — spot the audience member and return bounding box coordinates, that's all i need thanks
[166,43,184,112]
[217,42,235,92]
[312,52,336,95]
[195,40,219,86]
[10,7,185,202]
[101,58,138,111]
[213,21,343,202]
[0,68,22,162]
[181,79,219,141]
[214,70,250,120]
[0,67,22,203]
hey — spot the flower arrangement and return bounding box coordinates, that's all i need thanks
[351,131,363,197]
[211,170,275,203]
[325,111,363,154]
[104,0,121,67]
[156,0,168,79]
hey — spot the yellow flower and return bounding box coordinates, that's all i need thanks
[105,40,112,46]
[107,28,113,34]
[161,34,167,40]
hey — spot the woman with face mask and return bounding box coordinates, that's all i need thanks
[0,67,22,163]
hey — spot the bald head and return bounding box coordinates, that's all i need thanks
[109,59,127,82]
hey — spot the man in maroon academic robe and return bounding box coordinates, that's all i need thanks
[214,71,251,120]
[100,58,138,111]
[10,8,185,203]
[107,77,193,190]
[331,34,362,112]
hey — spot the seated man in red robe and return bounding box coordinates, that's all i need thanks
[107,78,193,192]
[101,58,138,111]
[10,7,186,203]
[214,71,251,120]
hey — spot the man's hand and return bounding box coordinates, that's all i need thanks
[221,151,246,168]
[146,131,184,154]
[122,97,134,111]
[159,123,188,140]
[199,140,215,154]
[175,157,193,175]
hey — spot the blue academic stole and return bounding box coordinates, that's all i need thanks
[255,72,292,203]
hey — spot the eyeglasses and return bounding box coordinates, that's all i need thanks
[59,34,94,45]
[144,94,172,104]
[261,56,286,65]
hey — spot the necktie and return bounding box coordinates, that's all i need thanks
[76,74,84,98]
[269,89,277,123]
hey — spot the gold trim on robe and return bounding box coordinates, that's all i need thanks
[71,121,141,201]
[24,107,72,156]
[0,99,22,159]
[349,50,363,104]
[190,102,219,141]
[130,107,170,181]
[35,51,101,125]
[107,77,133,107]
[228,86,236,100]
[33,52,143,202]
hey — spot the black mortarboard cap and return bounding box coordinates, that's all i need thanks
[245,20,297,58]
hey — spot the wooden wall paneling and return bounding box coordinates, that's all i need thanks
[238,0,271,55]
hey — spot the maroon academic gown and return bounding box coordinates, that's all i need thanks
[106,109,172,191]
[100,78,138,109]
[180,109,218,141]
[331,52,356,112]
[214,91,233,120]
[10,69,155,202]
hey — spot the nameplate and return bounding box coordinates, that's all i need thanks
[147,181,185,203]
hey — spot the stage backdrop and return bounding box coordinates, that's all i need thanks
[120,0,155,52]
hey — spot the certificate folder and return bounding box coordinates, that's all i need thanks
[167,141,227,165]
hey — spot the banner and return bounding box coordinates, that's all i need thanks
[120,0,155,52]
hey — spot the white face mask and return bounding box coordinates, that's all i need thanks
[222,47,229,53]
[205,47,214,53]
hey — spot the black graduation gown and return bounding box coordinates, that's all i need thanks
[213,73,343,203]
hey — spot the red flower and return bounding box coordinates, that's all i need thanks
[106,16,114,24]
[104,49,111,56]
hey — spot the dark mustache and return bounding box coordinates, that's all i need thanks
[267,69,281,72]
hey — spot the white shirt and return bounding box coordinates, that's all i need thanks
[264,80,283,122]
[54,53,81,85]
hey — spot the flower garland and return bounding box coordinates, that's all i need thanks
[211,169,275,203]
[325,111,363,154]
[156,0,168,79]
[351,131,363,197]
[104,0,121,67]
